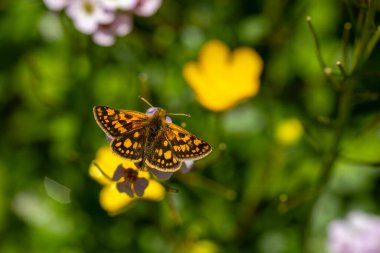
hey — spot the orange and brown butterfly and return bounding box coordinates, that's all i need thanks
[93,97,212,172]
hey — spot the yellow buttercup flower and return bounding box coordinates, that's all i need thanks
[89,146,166,215]
[183,40,263,111]
[275,118,304,146]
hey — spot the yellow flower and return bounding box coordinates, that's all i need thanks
[183,40,263,111]
[275,118,304,146]
[89,146,165,215]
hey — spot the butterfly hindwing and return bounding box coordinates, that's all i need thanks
[93,106,148,138]
[145,133,182,172]
[110,128,147,162]
[165,123,212,160]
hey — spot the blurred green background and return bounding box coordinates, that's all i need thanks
[1,0,380,252]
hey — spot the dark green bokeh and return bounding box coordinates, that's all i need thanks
[1,0,380,252]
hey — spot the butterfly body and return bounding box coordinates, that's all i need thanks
[138,108,167,168]
[94,105,212,172]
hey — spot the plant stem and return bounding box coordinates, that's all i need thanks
[306,17,338,90]
[303,76,354,253]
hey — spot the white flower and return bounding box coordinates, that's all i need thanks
[99,0,138,11]
[66,0,114,34]
[93,14,133,46]
[134,0,162,17]
[327,211,380,253]
[43,0,70,11]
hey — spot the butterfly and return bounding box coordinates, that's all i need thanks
[93,97,212,172]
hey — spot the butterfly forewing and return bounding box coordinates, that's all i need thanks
[93,106,148,138]
[165,123,212,160]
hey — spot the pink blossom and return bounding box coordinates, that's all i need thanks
[43,0,163,46]
[93,28,115,46]
[134,0,162,17]
[93,14,133,46]
[327,211,380,253]
[66,0,114,34]
[43,0,70,11]
[99,0,138,11]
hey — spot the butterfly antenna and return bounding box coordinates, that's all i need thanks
[167,112,191,118]
[138,96,155,108]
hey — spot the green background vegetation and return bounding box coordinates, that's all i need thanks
[0,0,380,252]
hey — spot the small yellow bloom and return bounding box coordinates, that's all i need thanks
[89,146,165,215]
[183,40,263,111]
[188,240,219,253]
[275,118,304,145]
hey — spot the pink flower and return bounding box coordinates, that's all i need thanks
[134,0,162,17]
[93,14,133,46]
[42,0,163,46]
[43,0,70,11]
[327,211,380,253]
[99,0,138,11]
[66,0,114,34]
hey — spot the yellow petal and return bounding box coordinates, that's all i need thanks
[99,179,165,215]
[143,179,166,201]
[199,40,229,75]
[89,146,138,185]
[89,163,111,185]
[100,183,134,215]
[231,47,263,77]
[137,170,150,179]
[183,40,263,112]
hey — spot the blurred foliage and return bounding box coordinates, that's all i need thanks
[1,0,380,253]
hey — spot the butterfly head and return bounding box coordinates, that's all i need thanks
[145,107,172,123]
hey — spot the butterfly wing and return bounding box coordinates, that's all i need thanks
[164,123,212,160]
[93,106,148,138]
[144,132,182,172]
[94,106,149,162]
[110,128,147,162]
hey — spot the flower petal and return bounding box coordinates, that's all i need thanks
[93,147,124,179]
[89,162,111,186]
[116,181,134,197]
[93,28,115,47]
[112,165,126,181]
[43,0,69,11]
[134,178,149,196]
[134,0,163,17]
[199,40,229,74]
[91,146,138,183]
[229,47,263,98]
[183,40,263,112]
[100,0,138,11]
[149,168,173,181]
[180,160,194,174]
[112,14,133,36]
[100,184,134,214]
[143,180,166,201]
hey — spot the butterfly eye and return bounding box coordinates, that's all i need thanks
[145,107,158,116]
